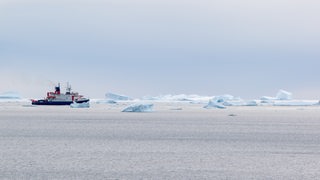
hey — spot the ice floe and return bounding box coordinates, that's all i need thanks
[70,102,90,108]
[276,90,292,100]
[204,99,226,109]
[259,89,317,106]
[204,95,258,109]
[204,95,235,109]
[0,91,21,99]
[95,99,117,104]
[273,100,318,106]
[122,103,154,112]
[106,92,132,101]
[142,94,212,103]
[261,89,292,101]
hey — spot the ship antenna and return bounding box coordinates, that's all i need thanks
[66,82,72,94]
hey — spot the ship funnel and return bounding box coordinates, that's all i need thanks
[55,83,61,94]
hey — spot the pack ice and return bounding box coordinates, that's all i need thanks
[261,90,317,106]
[70,102,90,108]
[142,94,212,103]
[0,91,21,99]
[203,95,234,109]
[261,89,292,101]
[106,92,132,101]
[122,103,154,112]
[204,95,257,109]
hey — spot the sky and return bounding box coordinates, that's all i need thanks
[1,0,320,99]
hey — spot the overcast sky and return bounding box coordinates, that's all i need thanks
[1,0,320,99]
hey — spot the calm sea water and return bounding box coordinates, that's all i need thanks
[1,104,320,179]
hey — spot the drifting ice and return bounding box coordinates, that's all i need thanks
[273,101,318,106]
[96,99,117,104]
[122,103,154,112]
[0,91,21,99]
[224,100,258,106]
[105,92,132,101]
[276,90,292,100]
[204,99,226,109]
[204,95,234,109]
[261,89,292,101]
[204,95,257,109]
[142,94,212,103]
[70,102,90,108]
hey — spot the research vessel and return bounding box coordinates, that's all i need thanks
[31,83,89,105]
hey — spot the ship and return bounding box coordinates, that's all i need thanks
[31,83,89,105]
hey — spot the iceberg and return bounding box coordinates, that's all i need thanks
[204,99,226,109]
[142,94,212,103]
[260,96,277,101]
[204,95,257,108]
[204,95,234,109]
[95,99,117,104]
[0,91,21,99]
[276,90,292,100]
[122,103,154,112]
[273,100,318,106]
[246,100,259,106]
[224,100,258,106]
[260,90,317,106]
[261,89,292,101]
[105,92,132,101]
[70,102,90,108]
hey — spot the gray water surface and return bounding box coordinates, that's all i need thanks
[1,105,320,179]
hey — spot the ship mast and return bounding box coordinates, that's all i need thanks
[66,82,72,95]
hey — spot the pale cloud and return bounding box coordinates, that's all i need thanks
[1,0,320,98]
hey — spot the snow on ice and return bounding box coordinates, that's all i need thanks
[122,103,154,112]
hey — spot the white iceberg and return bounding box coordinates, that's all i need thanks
[142,94,212,103]
[276,90,292,100]
[105,92,132,101]
[261,89,292,101]
[95,99,117,104]
[224,100,258,106]
[0,91,21,99]
[204,95,234,109]
[273,100,318,106]
[122,103,154,112]
[260,90,318,106]
[204,95,257,108]
[260,96,277,101]
[70,102,90,108]
[246,100,259,106]
[204,99,226,109]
